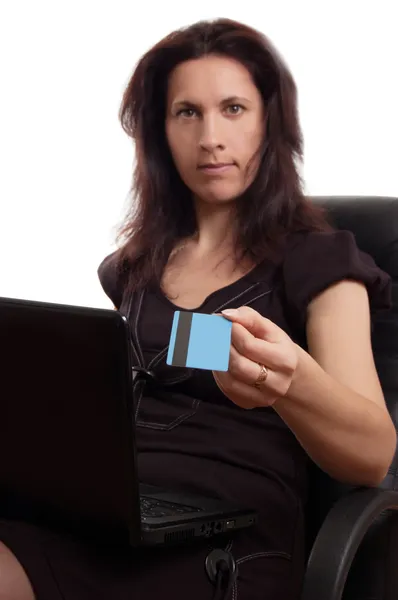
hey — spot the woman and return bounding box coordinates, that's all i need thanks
[0,17,396,600]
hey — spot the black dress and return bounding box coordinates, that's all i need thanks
[0,230,391,600]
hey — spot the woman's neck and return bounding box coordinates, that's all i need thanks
[191,198,237,256]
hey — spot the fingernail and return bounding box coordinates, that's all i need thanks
[221,309,239,317]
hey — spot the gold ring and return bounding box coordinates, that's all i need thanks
[253,363,269,389]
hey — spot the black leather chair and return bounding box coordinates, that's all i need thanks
[302,197,398,600]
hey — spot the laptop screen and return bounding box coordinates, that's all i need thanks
[0,297,138,540]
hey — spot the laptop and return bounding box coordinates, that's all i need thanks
[0,295,257,547]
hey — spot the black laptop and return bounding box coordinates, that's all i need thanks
[0,296,257,547]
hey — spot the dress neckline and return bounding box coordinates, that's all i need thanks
[153,260,268,312]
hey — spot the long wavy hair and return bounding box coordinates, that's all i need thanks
[114,18,332,291]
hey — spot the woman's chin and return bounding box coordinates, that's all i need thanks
[195,186,243,206]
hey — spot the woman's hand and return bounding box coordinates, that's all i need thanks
[212,306,299,409]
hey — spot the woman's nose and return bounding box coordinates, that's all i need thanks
[198,115,225,152]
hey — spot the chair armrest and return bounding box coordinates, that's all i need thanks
[301,488,398,600]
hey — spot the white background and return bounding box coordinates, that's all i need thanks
[0,0,397,308]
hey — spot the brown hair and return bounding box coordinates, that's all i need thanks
[114,18,332,291]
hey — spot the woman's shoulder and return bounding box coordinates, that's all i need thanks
[280,228,392,325]
[97,249,125,309]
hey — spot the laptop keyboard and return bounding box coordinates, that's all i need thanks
[140,495,202,519]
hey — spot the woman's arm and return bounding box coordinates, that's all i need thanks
[274,280,396,486]
[216,281,396,487]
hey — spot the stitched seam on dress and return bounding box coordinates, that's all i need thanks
[125,288,134,322]
[137,414,192,429]
[241,289,273,307]
[133,290,146,366]
[137,399,200,429]
[125,292,142,366]
[133,379,145,421]
[236,551,291,565]
[211,283,261,314]
[163,373,194,385]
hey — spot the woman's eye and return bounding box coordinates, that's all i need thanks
[226,104,244,115]
[177,108,197,118]
[175,105,244,118]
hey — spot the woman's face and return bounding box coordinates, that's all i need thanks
[165,54,265,205]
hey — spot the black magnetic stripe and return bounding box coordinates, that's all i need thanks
[171,311,193,366]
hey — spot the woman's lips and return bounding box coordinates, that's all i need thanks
[198,163,235,174]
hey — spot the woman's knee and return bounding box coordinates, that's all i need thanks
[0,541,35,600]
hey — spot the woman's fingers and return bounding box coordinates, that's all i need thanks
[213,368,277,409]
[221,306,283,342]
[229,322,290,371]
[214,306,299,408]
[228,345,267,386]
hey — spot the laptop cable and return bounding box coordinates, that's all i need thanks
[205,548,237,600]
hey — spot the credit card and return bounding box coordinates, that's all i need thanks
[166,311,232,371]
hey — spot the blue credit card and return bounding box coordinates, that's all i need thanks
[166,311,232,371]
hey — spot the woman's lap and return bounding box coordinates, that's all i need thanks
[0,519,301,600]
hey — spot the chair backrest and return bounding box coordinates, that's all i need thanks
[307,196,398,599]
